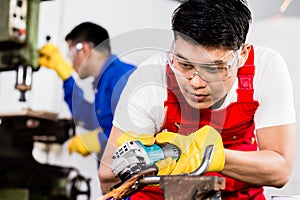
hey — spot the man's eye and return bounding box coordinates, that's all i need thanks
[178,61,193,69]
[203,66,222,74]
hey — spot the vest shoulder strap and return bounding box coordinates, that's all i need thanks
[237,45,255,102]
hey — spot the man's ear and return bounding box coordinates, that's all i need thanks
[238,43,251,68]
[82,42,93,55]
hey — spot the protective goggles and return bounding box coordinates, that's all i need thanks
[67,42,94,60]
[167,47,242,83]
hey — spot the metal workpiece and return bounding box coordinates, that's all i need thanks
[189,144,215,176]
[160,175,225,200]
[134,175,226,200]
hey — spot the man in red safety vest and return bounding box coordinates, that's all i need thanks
[99,0,296,199]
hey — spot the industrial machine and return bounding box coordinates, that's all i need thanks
[0,0,41,101]
[106,141,225,200]
[0,0,91,199]
[0,111,91,200]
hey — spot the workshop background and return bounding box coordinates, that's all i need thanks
[0,0,299,199]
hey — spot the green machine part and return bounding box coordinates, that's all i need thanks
[0,0,43,72]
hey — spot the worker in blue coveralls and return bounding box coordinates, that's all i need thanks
[38,22,136,160]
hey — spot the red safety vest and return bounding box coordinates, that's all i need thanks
[130,46,266,200]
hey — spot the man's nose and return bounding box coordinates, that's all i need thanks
[189,71,207,88]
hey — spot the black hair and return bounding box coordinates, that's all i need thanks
[172,0,252,50]
[65,22,111,53]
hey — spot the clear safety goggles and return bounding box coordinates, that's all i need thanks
[167,47,241,83]
[67,42,94,60]
[67,43,83,60]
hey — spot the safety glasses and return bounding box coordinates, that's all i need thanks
[167,47,241,83]
[67,43,84,60]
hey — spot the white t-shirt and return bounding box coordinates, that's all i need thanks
[113,45,296,134]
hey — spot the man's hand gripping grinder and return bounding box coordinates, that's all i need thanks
[111,140,181,182]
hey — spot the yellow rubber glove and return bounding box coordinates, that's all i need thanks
[39,43,74,80]
[155,125,225,175]
[68,128,102,156]
[155,157,177,175]
[116,131,155,147]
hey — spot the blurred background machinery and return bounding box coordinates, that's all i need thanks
[0,0,40,101]
[0,0,91,199]
[0,111,91,200]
